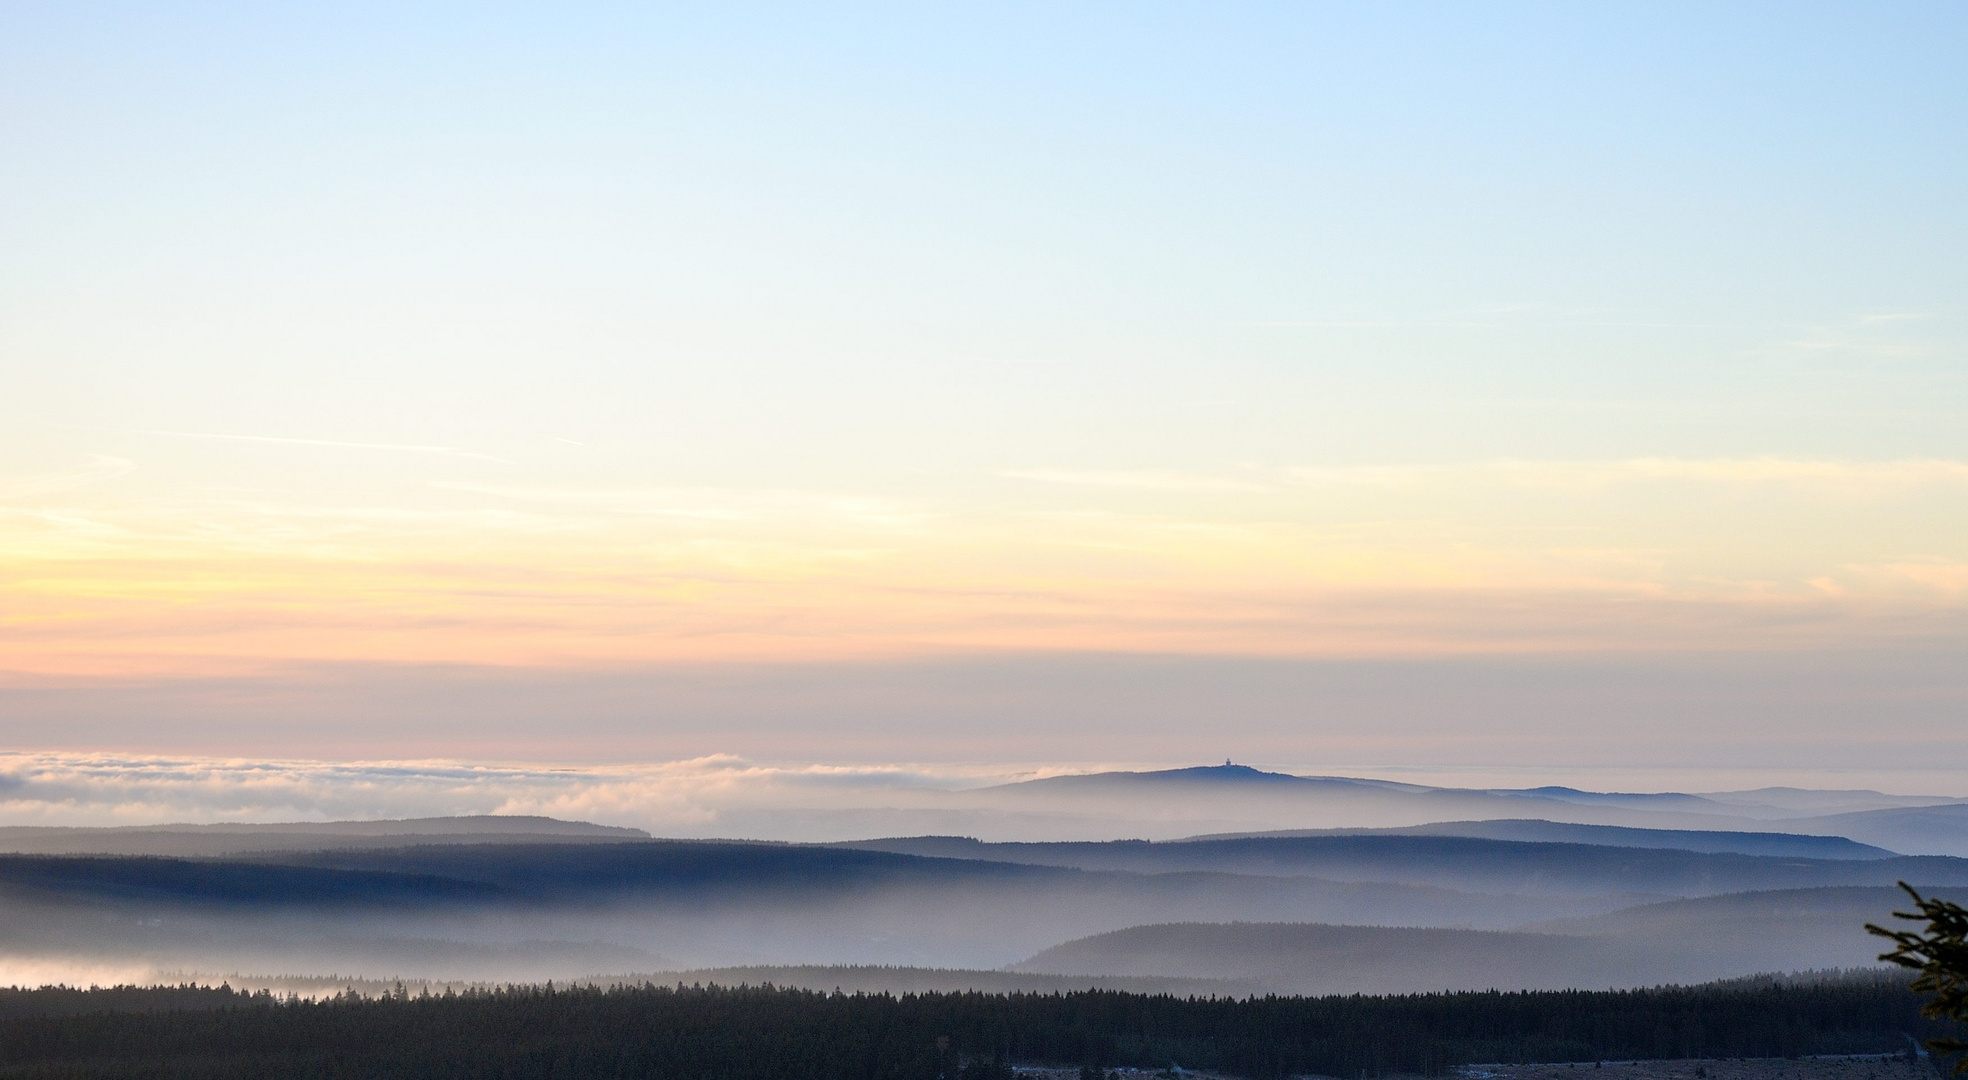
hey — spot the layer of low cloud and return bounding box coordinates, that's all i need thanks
[4,647,1967,809]
[0,752,1002,834]
[6,743,1968,844]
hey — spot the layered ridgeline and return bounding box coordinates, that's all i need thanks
[0,817,1964,986]
[945,765,1968,856]
[0,974,1951,1080]
[1009,886,1952,995]
[0,768,1962,989]
[548,764,1968,852]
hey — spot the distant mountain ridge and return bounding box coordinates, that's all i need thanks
[1003,764,1428,793]
[0,816,650,858]
[836,833,1968,896]
[1497,786,1727,811]
[975,764,1968,854]
[1184,819,1897,860]
[0,830,1956,988]
[1015,883,1968,993]
[1012,921,1628,994]
[991,764,1963,817]
[0,772,1962,989]
[1006,903,1927,994]
[0,839,1624,978]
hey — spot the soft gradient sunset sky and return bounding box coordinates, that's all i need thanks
[3,3,1965,784]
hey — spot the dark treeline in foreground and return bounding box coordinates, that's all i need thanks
[0,973,1953,1080]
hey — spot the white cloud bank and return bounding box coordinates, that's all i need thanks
[0,752,1016,835]
[6,751,1968,844]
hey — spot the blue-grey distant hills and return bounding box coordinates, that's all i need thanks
[1003,764,1430,793]
[0,825,1961,989]
[0,840,1621,980]
[836,833,1968,896]
[967,763,1968,854]
[3,767,1966,990]
[10,767,1945,860]
[1013,921,1632,995]
[1774,804,1968,858]
[1004,766,1747,817]
[9,829,1965,981]
[1185,819,1895,860]
[1013,884,1968,995]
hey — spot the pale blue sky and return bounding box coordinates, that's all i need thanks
[2,3,1965,775]
[5,2,1963,476]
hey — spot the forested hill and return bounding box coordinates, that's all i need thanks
[837,834,1968,897]
[0,854,510,907]
[1188,820,1897,860]
[19,837,1965,912]
[0,975,1950,1080]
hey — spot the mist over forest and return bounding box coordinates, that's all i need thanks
[0,765,1957,995]
[6,1,1964,1075]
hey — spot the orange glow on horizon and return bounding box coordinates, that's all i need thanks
[3,457,1964,679]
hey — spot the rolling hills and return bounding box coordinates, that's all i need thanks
[0,787,1958,989]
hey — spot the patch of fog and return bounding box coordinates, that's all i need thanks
[0,956,163,990]
[2,752,1961,846]
[0,752,1018,836]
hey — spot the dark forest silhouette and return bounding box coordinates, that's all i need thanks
[0,972,1951,1079]
[1873,884,1968,1071]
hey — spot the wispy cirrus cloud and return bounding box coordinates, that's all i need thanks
[997,469,1269,493]
[2,453,1963,677]
[433,483,935,529]
[1859,312,1928,324]
[137,430,509,463]
[1284,457,1968,490]
[1001,457,1968,494]
[1844,559,1968,599]
[0,456,137,501]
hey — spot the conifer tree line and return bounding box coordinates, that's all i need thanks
[0,974,1952,1079]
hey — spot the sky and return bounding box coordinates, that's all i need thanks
[2,3,1966,798]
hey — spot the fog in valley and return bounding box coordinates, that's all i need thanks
[0,765,1960,996]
